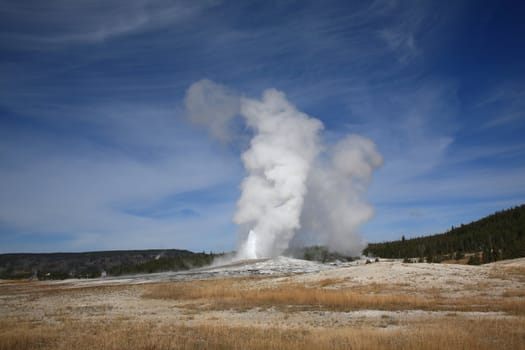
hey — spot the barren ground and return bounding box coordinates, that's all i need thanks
[1,257,525,349]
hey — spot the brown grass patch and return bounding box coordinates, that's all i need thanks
[143,279,432,312]
[314,277,348,287]
[143,278,525,315]
[489,266,525,282]
[503,289,525,298]
[0,281,131,299]
[1,317,524,350]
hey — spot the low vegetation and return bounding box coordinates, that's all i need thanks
[1,316,524,350]
[143,276,525,315]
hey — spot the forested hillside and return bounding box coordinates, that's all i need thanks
[364,205,525,264]
[0,249,217,280]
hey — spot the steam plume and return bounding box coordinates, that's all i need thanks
[184,79,240,142]
[297,135,383,254]
[185,80,382,259]
[234,90,323,258]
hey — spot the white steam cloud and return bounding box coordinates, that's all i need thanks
[234,89,323,258]
[185,79,240,142]
[185,80,382,259]
[298,135,383,253]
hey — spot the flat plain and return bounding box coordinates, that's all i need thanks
[1,257,525,349]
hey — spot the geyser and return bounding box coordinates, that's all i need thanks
[233,89,323,259]
[185,80,382,259]
[241,230,258,259]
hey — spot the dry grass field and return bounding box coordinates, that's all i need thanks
[1,258,525,349]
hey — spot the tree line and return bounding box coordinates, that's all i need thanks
[107,252,216,276]
[0,249,218,280]
[363,204,525,264]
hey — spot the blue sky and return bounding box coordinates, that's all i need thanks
[1,0,524,253]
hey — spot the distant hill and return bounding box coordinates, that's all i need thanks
[0,249,217,280]
[363,204,525,264]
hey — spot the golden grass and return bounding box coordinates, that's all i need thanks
[503,289,525,298]
[0,323,57,350]
[0,279,33,284]
[490,266,525,283]
[143,278,430,312]
[314,277,349,287]
[0,280,132,295]
[143,278,525,315]
[1,317,524,350]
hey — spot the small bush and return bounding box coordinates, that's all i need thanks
[467,254,481,265]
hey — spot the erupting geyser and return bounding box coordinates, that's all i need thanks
[241,230,258,259]
[233,89,322,259]
[185,80,383,259]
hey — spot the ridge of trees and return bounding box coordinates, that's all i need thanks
[363,204,525,264]
[0,249,218,280]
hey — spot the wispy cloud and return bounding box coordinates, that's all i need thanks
[0,0,215,47]
[478,83,525,129]
[0,102,241,252]
[378,29,420,63]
